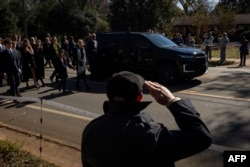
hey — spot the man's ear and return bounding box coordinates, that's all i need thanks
[135,93,143,102]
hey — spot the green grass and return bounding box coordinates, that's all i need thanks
[0,140,59,167]
[200,44,242,66]
[210,45,240,59]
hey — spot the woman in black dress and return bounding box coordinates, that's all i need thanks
[34,39,45,87]
[20,39,39,88]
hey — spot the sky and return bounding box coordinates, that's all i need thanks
[177,0,219,10]
[210,0,219,7]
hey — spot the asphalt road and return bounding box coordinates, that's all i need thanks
[0,64,250,167]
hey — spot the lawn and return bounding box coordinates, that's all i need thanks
[199,44,243,66]
[0,140,58,167]
[209,44,241,59]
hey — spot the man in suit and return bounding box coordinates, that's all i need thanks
[2,38,22,103]
[85,33,98,79]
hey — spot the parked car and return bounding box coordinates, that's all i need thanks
[92,32,208,84]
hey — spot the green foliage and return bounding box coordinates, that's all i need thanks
[191,11,211,42]
[0,140,21,161]
[216,5,236,34]
[0,5,19,37]
[108,0,176,32]
[0,0,108,38]
[237,0,250,13]
[0,140,58,167]
[0,0,246,39]
[241,31,250,39]
[218,0,250,14]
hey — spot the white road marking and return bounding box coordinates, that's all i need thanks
[179,90,250,102]
[26,105,94,121]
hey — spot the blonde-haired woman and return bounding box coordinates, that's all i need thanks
[21,38,39,88]
[72,39,91,91]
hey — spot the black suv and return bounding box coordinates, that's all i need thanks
[92,32,208,84]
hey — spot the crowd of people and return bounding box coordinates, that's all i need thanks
[0,31,249,102]
[172,31,231,63]
[0,33,98,103]
[171,31,249,66]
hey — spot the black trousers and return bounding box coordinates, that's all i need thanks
[75,70,89,88]
[0,73,3,86]
[58,78,66,92]
[8,73,21,96]
[240,52,247,66]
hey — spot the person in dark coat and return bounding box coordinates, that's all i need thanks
[68,35,76,61]
[239,35,249,67]
[81,71,212,167]
[34,39,45,87]
[0,37,5,87]
[2,38,22,103]
[43,37,52,68]
[61,35,69,55]
[56,49,73,93]
[49,36,60,82]
[85,33,97,79]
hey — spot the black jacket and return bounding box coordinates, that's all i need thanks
[2,49,21,75]
[81,99,212,167]
[56,56,72,79]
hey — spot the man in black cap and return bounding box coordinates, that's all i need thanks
[81,71,212,167]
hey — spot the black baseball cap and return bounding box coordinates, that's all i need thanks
[107,71,145,101]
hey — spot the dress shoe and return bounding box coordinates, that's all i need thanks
[6,89,11,95]
[16,94,22,97]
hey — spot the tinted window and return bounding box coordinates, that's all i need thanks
[130,35,151,48]
[145,33,177,48]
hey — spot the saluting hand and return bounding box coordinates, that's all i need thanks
[144,81,176,105]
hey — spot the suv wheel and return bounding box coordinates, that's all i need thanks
[157,62,178,85]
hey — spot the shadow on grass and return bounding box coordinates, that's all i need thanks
[208,60,235,67]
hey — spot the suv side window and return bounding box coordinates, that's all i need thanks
[129,35,153,64]
[108,35,128,64]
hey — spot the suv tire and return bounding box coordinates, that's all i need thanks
[157,62,178,85]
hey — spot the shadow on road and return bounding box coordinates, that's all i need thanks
[202,70,250,98]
